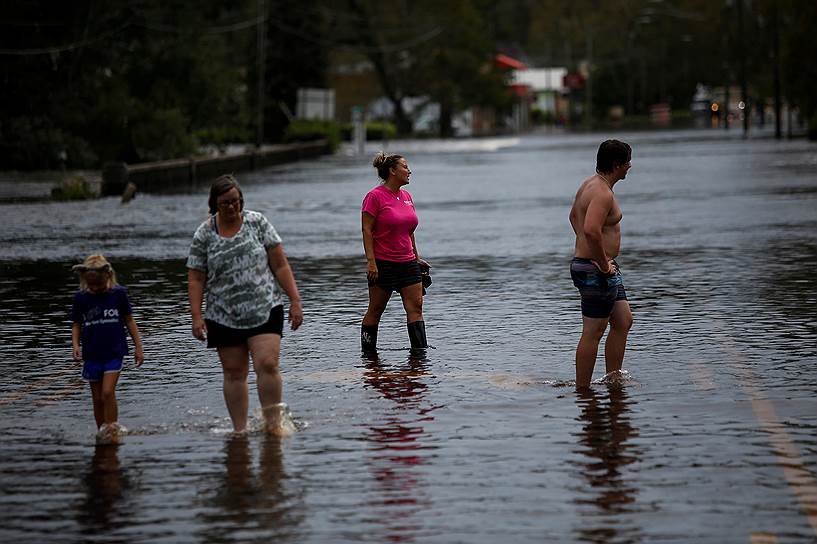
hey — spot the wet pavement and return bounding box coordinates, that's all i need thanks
[1,129,816,543]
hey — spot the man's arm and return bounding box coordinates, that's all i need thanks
[583,191,614,273]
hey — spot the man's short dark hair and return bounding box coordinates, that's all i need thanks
[596,140,632,173]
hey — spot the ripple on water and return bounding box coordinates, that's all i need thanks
[2,133,817,542]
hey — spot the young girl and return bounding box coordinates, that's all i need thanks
[71,254,144,439]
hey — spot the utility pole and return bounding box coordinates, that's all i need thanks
[737,0,748,137]
[255,0,266,149]
[772,0,782,139]
[722,2,730,131]
[584,28,593,129]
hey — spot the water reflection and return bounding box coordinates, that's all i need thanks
[197,435,304,543]
[77,445,130,540]
[573,386,642,543]
[362,352,438,541]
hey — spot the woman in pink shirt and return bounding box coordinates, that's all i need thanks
[361,152,431,352]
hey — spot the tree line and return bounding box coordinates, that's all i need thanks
[1,0,814,169]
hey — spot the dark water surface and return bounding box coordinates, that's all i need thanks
[1,130,816,543]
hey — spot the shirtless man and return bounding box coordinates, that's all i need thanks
[568,140,634,389]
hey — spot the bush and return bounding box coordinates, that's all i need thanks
[808,114,817,141]
[365,121,397,141]
[283,119,341,151]
[340,121,397,141]
[194,126,252,153]
[0,116,98,169]
[51,175,96,201]
[130,108,197,162]
[530,108,554,125]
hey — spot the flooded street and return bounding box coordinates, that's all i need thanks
[1,130,816,543]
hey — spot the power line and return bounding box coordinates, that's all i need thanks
[267,16,444,54]
[0,20,74,27]
[0,14,262,56]
[0,11,444,56]
[135,15,266,34]
[0,20,132,56]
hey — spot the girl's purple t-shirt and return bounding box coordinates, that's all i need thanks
[362,184,419,262]
[71,285,132,362]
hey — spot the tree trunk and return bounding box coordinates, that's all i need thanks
[347,0,413,136]
[439,99,453,138]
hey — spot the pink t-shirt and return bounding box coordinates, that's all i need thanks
[362,184,419,262]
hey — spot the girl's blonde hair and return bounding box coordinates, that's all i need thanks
[73,254,117,291]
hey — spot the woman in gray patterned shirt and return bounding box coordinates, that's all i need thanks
[187,175,303,436]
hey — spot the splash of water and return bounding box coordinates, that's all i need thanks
[593,369,638,387]
[262,403,297,437]
[544,370,639,388]
[95,422,127,445]
[544,379,576,388]
[242,403,307,437]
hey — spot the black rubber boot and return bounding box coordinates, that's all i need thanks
[407,320,428,349]
[361,324,378,354]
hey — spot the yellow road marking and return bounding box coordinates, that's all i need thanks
[712,324,817,538]
[690,361,716,391]
[0,368,79,406]
[749,532,778,544]
[33,379,85,407]
[745,385,817,536]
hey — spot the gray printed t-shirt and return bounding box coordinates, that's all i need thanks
[186,210,283,329]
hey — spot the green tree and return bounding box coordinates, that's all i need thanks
[255,0,331,143]
[342,0,508,137]
[413,0,508,137]
[1,0,255,168]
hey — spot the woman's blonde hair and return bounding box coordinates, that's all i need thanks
[73,254,117,291]
[372,151,404,180]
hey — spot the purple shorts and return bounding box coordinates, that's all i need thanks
[82,358,123,382]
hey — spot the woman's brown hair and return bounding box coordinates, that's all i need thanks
[208,174,244,215]
[372,151,404,181]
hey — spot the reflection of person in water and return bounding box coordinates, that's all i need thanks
[220,435,255,514]
[573,386,642,542]
[363,352,437,539]
[78,445,128,532]
[198,436,304,543]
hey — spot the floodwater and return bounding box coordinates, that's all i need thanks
[1,129,816,543]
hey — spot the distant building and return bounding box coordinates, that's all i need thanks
[328,51,546,136]
[510,67,569,124]
[296,88,335,121]
[328,52,382,124]
[495,54,530,133]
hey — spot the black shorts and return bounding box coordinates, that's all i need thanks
[570,258,627,318]
[369,258,422,293]
[205,305,284,348]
